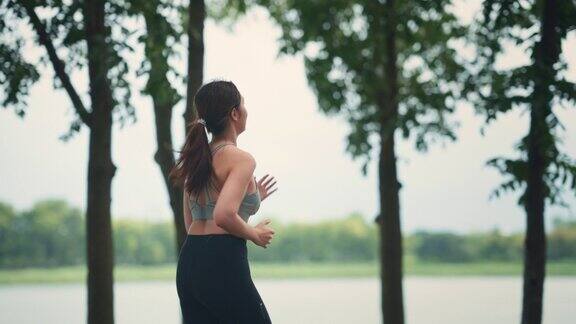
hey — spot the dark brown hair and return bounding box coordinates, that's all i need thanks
[169,80,242,198]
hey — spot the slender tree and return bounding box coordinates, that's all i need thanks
[1,1,135,323]
[125,0,250,257]
[246,1,469,322]
[83,1,117,322]
[470,1,576,323]
[125,0,190,251]
[126,0,236,253]
[184,0,206,135]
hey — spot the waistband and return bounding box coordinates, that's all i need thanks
[185,233,246,242]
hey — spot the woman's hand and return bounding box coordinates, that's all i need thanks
[251,218,275,248]
[254,174,278,201]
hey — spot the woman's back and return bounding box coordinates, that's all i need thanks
[187,142,259,235]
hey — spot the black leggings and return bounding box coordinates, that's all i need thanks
[176,233,272,323]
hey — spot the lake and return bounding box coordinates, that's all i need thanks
[1,277,574,323]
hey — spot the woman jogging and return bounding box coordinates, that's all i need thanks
[170,80,277,323]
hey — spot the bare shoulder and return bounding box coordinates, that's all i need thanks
[219,145,256,170]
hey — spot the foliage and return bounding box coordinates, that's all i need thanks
[1,199,576,268]
[0,0,138,139]
[247,212,379,262]
[468,0,576,207]
[0,200,84,268]
[219,0,470,175]
[548,218,576,260]
[124,0,185,106]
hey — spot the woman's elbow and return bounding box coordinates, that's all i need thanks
[213,209,234,228]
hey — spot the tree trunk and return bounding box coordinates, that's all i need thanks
[521,0,559,323]
[84,0,116,323]
[152,100,186,251]
[375,0,404,323]
[140,7,188,258]
[178,3,205,323]
[377,134,404,324]
[184,0,206,134]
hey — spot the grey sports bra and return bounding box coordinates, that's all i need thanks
[189,143,261,222]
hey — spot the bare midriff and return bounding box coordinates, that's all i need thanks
[187,220,231,235]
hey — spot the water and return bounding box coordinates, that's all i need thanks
[1,277,574,323]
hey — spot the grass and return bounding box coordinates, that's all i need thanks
[1,260,575,285]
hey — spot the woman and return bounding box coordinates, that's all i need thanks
[170,80,277,323]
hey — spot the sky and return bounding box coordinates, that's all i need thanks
[1,3,575,234]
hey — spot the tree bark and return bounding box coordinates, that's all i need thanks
[377,134,404,324]
[184,0,206,135]
[140,7,188,260]
[522,0,559,323]
[152,100,186,251]
[375,0,405,323]
[84,0,117,323]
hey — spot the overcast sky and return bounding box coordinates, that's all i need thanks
[1,3,575,234]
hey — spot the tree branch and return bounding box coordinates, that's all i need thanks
[22,2,93,127]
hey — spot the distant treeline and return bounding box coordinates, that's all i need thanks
[1,199,575,269]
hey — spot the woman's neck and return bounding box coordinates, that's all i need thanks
[211,135,237,146]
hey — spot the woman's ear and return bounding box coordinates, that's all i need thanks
[230,106,240,122]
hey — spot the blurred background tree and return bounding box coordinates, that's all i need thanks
[469,1,576,323]
[1,0,136,322]
[2,199,575,269]
[217,0,471,322]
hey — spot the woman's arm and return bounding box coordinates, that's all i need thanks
[213,150,258,241]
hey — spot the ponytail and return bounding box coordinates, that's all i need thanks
[169,79,241,197]
[169,119,216,197]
